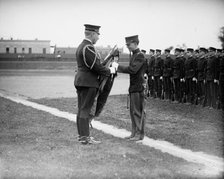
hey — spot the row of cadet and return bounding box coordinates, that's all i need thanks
[140,47,224,110]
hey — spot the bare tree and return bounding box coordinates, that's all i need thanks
[218,26,224,49]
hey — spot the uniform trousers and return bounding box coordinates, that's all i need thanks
[220,80,224,110]
[185,78,196,103]
[205,81,215,107]
[197,81,205,103]
[173,78,181,101]
[154,76,162,98]
[129,92,145,135]
[76,86,97,137]
[163,76,172,99]
[147,75,154,96]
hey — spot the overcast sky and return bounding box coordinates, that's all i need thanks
[0,0,224,53]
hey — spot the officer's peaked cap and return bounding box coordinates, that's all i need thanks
[150,49,155,53]
[156,49,161,53]
[141,49,146,53]
[125,35,139,44]
[84,24,101,34]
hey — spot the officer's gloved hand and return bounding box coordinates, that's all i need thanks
[160,76,163,80]
[109,67,116,74]
[111,62,119,71]
[192,77,197,81]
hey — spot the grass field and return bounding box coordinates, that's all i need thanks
[0,97,210,179]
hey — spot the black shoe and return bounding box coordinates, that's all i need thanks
[80,136,101,145]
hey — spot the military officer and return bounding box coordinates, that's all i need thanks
[153,49,163,99]
[172,48,185,103]
[162,49,173,100]
[114,35,147,141]
[74,24,117,145]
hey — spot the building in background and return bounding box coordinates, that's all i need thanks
[0,38,51,54]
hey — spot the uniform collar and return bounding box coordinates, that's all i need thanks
[84,38,92,44]
[132,48,140,54]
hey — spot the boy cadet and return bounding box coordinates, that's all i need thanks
[172,48,185,103]
[112,35,147,141]
[74,24,117,145]
[219,49,224,110]
[162,49,173,100]
[196,47,207,105]
[204,47,218,108]
[184,48,197,104]
[153,49,163,99]
[147,49,155,97]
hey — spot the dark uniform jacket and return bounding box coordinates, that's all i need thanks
[74,39,110,88]
[163,56,173,77]
[118,48,147,93]
[205,55,219,81]
[172,56,184,79]
[153,56,163,77]
[219,57,224,81]
[196,56,206,81]
[184,56,197,79]
[146,56,155,76]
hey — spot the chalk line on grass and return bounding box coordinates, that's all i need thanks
[0,92,223,176]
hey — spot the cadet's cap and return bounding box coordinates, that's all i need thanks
[165,49,170,53]
[156,49,161,53]
[84,24,101,34]
[195,49,199,53]
[180,49,185,52]
[125,35,139,45]
[141,49,146,53]
[174,48,181,52]
[187,48,194,52]
[150,49,155,53]
[199,47,207,52]
[208,47,216,52]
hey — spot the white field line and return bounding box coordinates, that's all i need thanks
[0,92,223,175]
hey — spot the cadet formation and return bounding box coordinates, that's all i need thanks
[75,23,224,145]
[144,47,224,111]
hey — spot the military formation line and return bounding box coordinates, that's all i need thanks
[142,47,224,110]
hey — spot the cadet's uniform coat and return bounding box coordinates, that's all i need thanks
[153,56,163,98]
[118,48,147,136]
[184,56,197,103]
[172,56,184,101]
[163,56,173,99]
[205,55,219,107]
[146,56,155,97]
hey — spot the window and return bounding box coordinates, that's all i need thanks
[43,48,46,54]
[29,48,32,54]
[22,48,25,53]
[6,47,9,53]
[14,48,17,54]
